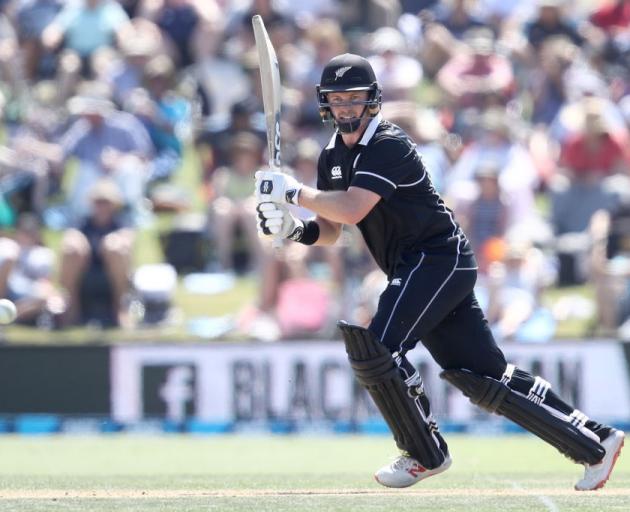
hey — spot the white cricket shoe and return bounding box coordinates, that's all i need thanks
[575,429,625,491]
[374,453,452,488]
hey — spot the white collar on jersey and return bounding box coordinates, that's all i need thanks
[325,113,383,150]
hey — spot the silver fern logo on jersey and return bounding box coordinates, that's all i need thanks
[331,166,342,179]
[334,66,352,80]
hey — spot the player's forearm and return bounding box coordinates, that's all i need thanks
[313,216,341,246]
[298,186,365,225]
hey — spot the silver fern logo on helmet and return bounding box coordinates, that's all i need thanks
[334,66,352,80]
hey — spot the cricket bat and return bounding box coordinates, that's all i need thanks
[252,15,283,248]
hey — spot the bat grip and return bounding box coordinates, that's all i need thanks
[268,163,284,251]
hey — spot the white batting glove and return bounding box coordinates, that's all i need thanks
[255,170,302,205]
[256,202,305,241]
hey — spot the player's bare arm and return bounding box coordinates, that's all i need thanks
[255,198,343,246]
[299,186,380,226]
[312,215,342,246]
[255,170,381,246]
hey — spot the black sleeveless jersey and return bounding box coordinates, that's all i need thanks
[317,115,475,277]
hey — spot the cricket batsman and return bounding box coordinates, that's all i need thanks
[254,53,624,490]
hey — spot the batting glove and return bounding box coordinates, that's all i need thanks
[255,170,302,205]
[256,202,305,241]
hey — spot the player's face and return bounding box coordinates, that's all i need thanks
[328,91,369,121]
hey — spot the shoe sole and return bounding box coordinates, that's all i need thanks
[374,474,416,489]
[575,435,625,491]
[374,459,452,489]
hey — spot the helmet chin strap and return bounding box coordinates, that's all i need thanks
[334,106,368,134]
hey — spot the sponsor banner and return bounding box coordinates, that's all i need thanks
[111,341,630,424]
[0,346,110,414]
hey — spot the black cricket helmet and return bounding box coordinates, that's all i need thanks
[316,53,382,132]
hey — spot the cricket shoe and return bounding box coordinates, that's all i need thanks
[374,453,451,488]
[575,429,625,491]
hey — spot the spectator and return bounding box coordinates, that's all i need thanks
[550,172,617,286]
[530,36,576,126]
[19,84,153,224]
[0,143,49,219]
[105,19,163,106]
[550,100,627,285]
[437,27,514,110]
[42,0,131,77]
[290,138,324,218]
[454,162,509,269]
[446,108,539,224]
[209,132,264,274]
[0,213,64,326]
[432,0,487,39]
[400,0,439,13]
[484,236,556,342]
[15,0,63,80]
[0,7,26,104]
[290,18,347,130]
[246,242,335,340]
[475,0,535,29]
[589,0,630,35]
[289,137,345,290]
[119,0,142,18]
[7,81,63,216]
[525,0,585,53]
[276,0,338,21]
[195,97,266,201]
[189,44,251,121]
[59,179,134,328]
[139,0,221,68]
[367,27,423,102]
[128,55,190,185]
[419,0,494,79]
[381,101,450,193]
[559,100,630,179]
[228,0,295,57]
[589,186,630,333]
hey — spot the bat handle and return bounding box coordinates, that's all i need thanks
[272,237,283,250]
[267,163,284,251]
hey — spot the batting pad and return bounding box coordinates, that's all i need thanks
[441,369,605,464]
[339,321,446,469]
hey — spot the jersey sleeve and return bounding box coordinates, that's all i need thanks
[316,150,331,191]
[351,136,417,200]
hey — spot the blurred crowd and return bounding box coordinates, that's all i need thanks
[0,0,630,341]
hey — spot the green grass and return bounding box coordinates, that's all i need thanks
[0,435,628,511]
